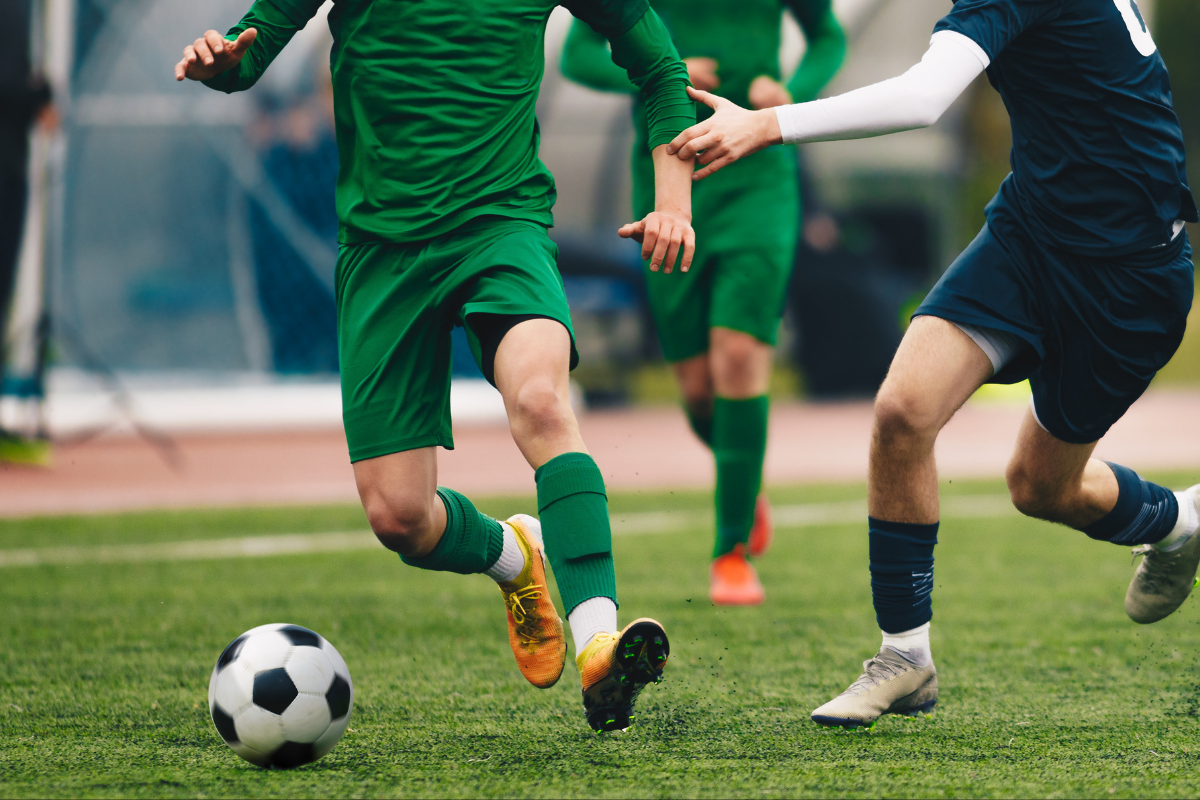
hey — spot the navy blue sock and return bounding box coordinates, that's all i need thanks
[1082,462,1178,546]
[869,517,938,634]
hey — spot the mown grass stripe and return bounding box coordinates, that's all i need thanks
[0,494,1016,568]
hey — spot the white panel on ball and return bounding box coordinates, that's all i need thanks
[285,648,335,694]
[281,694,333,741]
[234,704,287,753]
[237,631,293,673]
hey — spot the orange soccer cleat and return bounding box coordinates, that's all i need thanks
[576,618,670,731]
[709,544,765,606]
[748,493,774,557]
[498,514,566,688]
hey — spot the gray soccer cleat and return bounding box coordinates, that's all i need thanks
[1126,487,1200,624]
[810,647,938,729]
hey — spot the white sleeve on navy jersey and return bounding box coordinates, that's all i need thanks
[774,31,987,144]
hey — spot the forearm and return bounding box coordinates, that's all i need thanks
[201,0,312,93]
[652,144,692,217]
[561,21,637,94]
[608,9,694,149]
[775,30,986,144]
[786,8,846,103]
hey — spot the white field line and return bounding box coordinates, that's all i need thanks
[0,494,1017,568]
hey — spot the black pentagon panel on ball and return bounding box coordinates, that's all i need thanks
[253,668,299,715]
[327,674,352,720]
[216,634,249,671]
[268,741,316,769]
[278,625,322,648]
[211,704,239,744]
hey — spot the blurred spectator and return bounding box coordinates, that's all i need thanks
[0,0,54,462]
[246,53,340,373]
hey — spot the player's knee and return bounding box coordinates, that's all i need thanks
[873,386,940,449]
[510,378,573,435]
[363,493,435,555]
[1006,465,1068,521]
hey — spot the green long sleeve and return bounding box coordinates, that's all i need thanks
[606,9,694,148]
[785,3,846,103]
[201,0,320,94]
[561,20,638,94]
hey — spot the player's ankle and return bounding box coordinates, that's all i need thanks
[484,522,526,583]
[881,622,932,667]
[1153,490,1199,552]
[568,596,617,655]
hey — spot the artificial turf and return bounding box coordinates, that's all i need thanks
[4,474,1200,798]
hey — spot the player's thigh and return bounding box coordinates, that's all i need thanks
[336,242,456,463]
[876,315,994,436]
[1029,241,1194,445]
[456,219,578,384]
[492,317,574,406]
[1005,407,1099,505]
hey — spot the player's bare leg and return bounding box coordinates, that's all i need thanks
[1007,410,1200,624]
[495,318,669,731]
[812,316,991,728]
[675,327,774,605]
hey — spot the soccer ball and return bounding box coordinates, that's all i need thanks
[208,623,354,769]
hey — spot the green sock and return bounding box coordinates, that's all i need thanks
[535,452,618,615]
[686,406,714,448]
[400,487,504,574]
[712,396,769,558]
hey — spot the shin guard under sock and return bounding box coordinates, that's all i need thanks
[401,487,504,574]
[1082,462,1179,546]
[712,396,769,557]
[535,453,618,615]
[869,517,938,634]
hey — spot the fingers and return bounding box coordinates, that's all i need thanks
[617,220,645,242]
[676,131,721,161]
[686,86,722,111]
[680,226,696,272]
[692,155,733,181]
[667,120,711,157]
[192,36,214,67]
[661,225,684,274]
[230,28,258,57]
[205,29,227,58]
[648,218,672,273]
[641,215,662,268]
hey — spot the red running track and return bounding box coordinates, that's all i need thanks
[2,390,1198,517]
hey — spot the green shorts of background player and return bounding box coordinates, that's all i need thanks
[176,0,696,732]
[562,0,845,605]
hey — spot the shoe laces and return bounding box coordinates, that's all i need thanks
[845,651,910,696]
[505,583,546,645]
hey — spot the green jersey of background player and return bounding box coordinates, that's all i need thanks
[561,0,844,606]
[175,0,696,734]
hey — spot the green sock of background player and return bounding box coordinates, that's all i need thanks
[712,396,769,556]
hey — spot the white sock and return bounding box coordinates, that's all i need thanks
[484,523,526,583]
[1154,491,1199,552]
[881,622,932,666]
[568,596,618,654]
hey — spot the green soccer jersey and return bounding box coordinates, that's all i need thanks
[204,0,693,244]
[561,0,845,153]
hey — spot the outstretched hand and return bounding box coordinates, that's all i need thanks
[666,86,783,180]
[175,28,257,82]
[618,209,695,274]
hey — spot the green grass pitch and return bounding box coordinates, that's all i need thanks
[5,474,1200,798]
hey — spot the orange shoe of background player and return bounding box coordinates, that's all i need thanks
[709,544,765,606]
[748,494,773,557]
[498,514,566,688]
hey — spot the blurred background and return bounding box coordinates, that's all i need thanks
[1,0,1198,512]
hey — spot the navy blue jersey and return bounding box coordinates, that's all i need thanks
[935,0,1198,257]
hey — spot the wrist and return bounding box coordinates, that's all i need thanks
[760,108,783,146]
[653,204,692,221]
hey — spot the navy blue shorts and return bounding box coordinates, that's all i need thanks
[914,221,1194,444]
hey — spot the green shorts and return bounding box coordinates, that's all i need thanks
[336,217,577,462]
[634,146,799,362]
